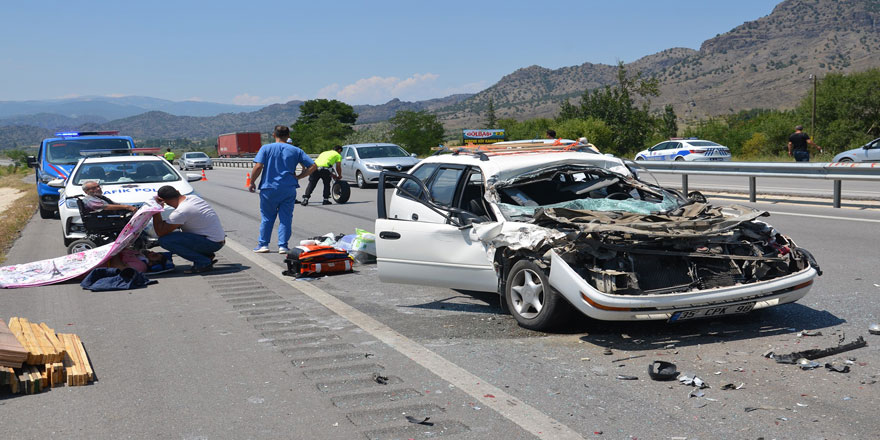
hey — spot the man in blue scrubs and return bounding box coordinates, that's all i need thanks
[248,125,316,254]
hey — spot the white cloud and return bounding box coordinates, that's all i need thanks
[317,73,449,105]
[233,93,305,106]
[107,93,126,98]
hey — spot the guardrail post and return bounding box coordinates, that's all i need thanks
[833,180,842,208]
[681,175,688,195]
[749,176,756,203]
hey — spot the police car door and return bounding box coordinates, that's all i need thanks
[375,164,498,292]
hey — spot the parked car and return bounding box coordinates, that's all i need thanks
[374,144,820,331]
[50,155,203,247]
[635,138,731,162]
[179,151,214,170]
[340,143,419,188]
[26,131,135,219]
[832,137,880,162]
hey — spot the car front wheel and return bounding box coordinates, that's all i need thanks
[505,260,566,331]
[839,157,853,163]
[674,156,685,161]
[356,171,367,189]
[39,205,54,219]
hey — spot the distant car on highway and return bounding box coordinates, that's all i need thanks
[340,143,419,188]
[26,131,135,219]
[179,151,214,170]
[635,138,731,162]
[374,142,820,331]
[50,155,202,247]
[832,137,880,162]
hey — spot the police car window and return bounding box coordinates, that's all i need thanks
[46,139,133,165]
[668,142,681,150]
[688,141,721,147]
[73,161,180,185]
[428,167,464,206]
[397,163,438,200]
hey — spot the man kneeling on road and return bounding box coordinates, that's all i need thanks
[302,145,343,206]
[81,181,138,213]
[151,185,225,274]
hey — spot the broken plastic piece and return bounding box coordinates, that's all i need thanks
[689,389,704,398]
[679,375,709,389]
[405,416,433,426]
[648,361,679,381]
[797,330,822,337]
[373,373,389,385]
[824,361,850,373]
[773,336,868,364]
[616,374,638,380]
[869,323,880,335]
[797,358,822,370]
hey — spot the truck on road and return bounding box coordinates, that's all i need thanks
[217,132,261,157]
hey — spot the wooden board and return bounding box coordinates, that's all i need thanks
[0,319,28,368]
[7,317,65,365]
[58,333,94,386]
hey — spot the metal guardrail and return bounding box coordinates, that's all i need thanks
[212,154,319,168]
[632,161,880,208]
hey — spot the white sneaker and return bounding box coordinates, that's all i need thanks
[253,246,270,253]
[278,247,290,254]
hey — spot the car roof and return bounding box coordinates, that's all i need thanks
[344,143,401,148]
[43,135,133,143]
[418,151,630,181]
[79,155,167,164]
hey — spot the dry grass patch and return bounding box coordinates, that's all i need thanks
[0,171,38,263]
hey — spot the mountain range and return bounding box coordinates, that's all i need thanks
[3,0,879,148]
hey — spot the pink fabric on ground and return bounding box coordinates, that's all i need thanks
[0,200,164,288]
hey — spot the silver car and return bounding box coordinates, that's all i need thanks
[340,143,419,188]
[832,137,880,162]
[179,151,214,170]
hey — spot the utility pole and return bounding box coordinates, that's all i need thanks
[811,73,817,142]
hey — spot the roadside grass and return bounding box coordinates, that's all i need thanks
[0,167,37,263]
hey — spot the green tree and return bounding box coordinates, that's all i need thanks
[660,104,678,138]
[389,110,445,156]
[796,68,880,152]
[484,98,497,128]
[343,122,392,145]
[290,99,358,152]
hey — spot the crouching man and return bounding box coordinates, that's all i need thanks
[152,185,225,274]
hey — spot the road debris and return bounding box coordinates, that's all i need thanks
[772,336,868,364]
[744,406,790,412]
[648,361,679,381]
[612,354,646,363]
[721,383,745,390]
[869,324,880,335]
[616,374,639,380]
[603,348,613,355]
[797,330,823,337]
[824,360,850,373]
[405,416,433,426]
[689,389,704,398]
[797,358,822,370]
[679,375,709,389]
[373,373,389,385]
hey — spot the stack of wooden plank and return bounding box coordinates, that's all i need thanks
[0,319,28,368]
[1,317,94,395]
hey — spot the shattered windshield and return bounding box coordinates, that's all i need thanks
[494,165,686,220]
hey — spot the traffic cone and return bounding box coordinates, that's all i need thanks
[245,172,251,187]
[201,169,207,181]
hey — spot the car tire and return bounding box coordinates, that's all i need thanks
[674,156,685,161]
[839,158,853,163]
[67,238,97,254]
[356,171,367,189]
[331,180,351,204]
[636,156,645,161]
[39,205,54,219]
[505,260,566,331]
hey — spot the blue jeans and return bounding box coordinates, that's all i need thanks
[259,189,296,248]
[793,150,810,162]
[158,232,224,269]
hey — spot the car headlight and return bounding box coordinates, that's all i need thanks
[39,173,54,183]
[66,199,78,209]
[365,163,383,171]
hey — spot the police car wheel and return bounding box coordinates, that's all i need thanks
[67,239,97,254]
[39,205,54,219]
[674,156,685,161]
[332,180,351,204]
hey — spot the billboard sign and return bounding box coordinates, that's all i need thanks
[462,129,505,144]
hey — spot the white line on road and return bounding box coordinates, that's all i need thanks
[769,211,880,223]
[224,238,585,440]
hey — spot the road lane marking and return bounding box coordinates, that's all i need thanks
[768,211,880,223]
[224,238,584,440]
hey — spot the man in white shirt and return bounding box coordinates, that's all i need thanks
[152,186,225,273]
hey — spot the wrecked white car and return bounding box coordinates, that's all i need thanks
[374,146,820,331]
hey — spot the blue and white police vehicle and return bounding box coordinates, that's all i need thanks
[634,138,731,162]
[27,131,135,218]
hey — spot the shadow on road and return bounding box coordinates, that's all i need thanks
[402,290,503,315]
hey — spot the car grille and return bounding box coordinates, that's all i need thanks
[382,165,413,172]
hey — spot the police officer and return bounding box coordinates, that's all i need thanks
[164,148,175,162]
[302,145,343,206]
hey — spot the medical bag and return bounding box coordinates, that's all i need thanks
[282,245,353,278]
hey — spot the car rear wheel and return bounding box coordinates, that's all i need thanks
[39,205,54,219]
[505,260,566,331]
[67,238,97,254]
[356,171,367,189]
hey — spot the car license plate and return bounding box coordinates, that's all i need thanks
[669,303,755,322]
[709,157,724,161]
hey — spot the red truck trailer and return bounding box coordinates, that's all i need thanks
[217,132,262,157]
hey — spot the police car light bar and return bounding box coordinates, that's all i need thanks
[54,131,120,137]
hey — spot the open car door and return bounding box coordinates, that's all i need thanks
[374,167,498,292]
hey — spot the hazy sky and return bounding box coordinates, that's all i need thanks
[2,0,780,106]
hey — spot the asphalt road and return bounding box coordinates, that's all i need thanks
[3,167,880,439]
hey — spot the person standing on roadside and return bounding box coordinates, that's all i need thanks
[788,125,822,162]
[248,125,316,254]
[302,145,343,206]
[164,148,175,162]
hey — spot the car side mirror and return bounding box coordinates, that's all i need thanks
[411,153,417,158]
[186,173,202,182]
[47,178,65,188]
[26,156,37,168]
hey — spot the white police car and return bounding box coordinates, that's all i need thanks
[50,155,203,246]
[635,138,731,162]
